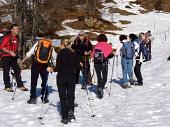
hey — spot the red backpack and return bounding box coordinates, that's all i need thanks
[0,31,11,57]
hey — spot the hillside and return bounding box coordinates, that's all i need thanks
[132,0,170,12]
[1,0,170,38]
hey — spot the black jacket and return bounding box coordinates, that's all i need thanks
[71,38,92,62]
[54,48,80,78]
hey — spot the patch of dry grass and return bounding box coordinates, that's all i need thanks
[119,20,131,24]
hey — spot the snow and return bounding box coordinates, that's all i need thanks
[1,0,170,127]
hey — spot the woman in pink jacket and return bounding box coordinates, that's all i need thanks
[91,34,113,99]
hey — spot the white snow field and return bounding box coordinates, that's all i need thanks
[1,0,170,127]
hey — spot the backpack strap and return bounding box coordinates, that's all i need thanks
[0,32,13,55]
[35,39,53,64]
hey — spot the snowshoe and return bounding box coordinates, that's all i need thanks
[27,98,37,104]
[18,86,28,91]
[97,88,104,99]
[68,110,76,122]
[41,96,49,104]
[135,82,143,86]
[61,117,69,124]
[4,87,14,92]
[129,79,135,85]
[121,84,131,89]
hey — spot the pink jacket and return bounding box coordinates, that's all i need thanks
[91,42,112,59]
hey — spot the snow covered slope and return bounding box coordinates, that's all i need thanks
[1,0,170,127]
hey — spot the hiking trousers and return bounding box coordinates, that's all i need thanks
[121,57,133,84]
[134,60,143,84]
[57,74,76,118]
[30,63,49,98]
[2,56,23,88]
[94,62,108,89]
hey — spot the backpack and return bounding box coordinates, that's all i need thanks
[140,42,151,62]
[0,31,11,57]
[94,49,105,64]
[34,39,53,65]
[121,41,135,59]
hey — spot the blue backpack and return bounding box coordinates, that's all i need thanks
[121,41,135,59]
[140,42,151,62]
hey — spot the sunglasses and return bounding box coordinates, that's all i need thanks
[79,34,85,36]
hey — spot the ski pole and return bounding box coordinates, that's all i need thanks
[11,71,17,100]
[11,70,19,100]
[91,67,95,84]
[84,55,96,117]
[108,56,115,97]
[38,84,48,120]
[116,55,118,78]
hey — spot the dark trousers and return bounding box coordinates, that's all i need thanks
[76,61,91,85]
[76,69,80,84]
[2,56,23,88]
[134,61,143,83]
[30,63,49,98]
[94,62,108,89]
[57,75,76,118]
[82,61,90,86]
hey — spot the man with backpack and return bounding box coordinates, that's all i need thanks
[91,34,113,98]
[71,31,93,89]
[116,34,139,89]
[0,24,28,92]
[22,37,54,104]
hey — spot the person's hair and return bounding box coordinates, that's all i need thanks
[129,33,138,42]
[10,24,18,30]
[44,35,51,39]
[98,34,108,42]
[61,38,74,52]
[119,35,127,41]
[139,32,145,35]
[79,31,86,36]
[61,39,70,48]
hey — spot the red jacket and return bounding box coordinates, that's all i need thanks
[0,33,19,57]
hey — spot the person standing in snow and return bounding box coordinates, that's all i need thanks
[47,39,81,124]
[91,34,113,99]
[144,31,152,60]
[128,33,140,84]
[134,32,152,86]
[133,33,145,86]
[71,31,93,89]
[146,30,154,43]
[116,34,139,89]
[0,24,28,92]
[22,37,54,104]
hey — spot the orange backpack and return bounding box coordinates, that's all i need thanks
[34,39,53,65]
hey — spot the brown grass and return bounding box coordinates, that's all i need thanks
[109,7,136,15]
[65,18,122,31]
[119,20,131,24]
[131,0,170,12]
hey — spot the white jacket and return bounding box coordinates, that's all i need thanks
[0,33,3,37]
